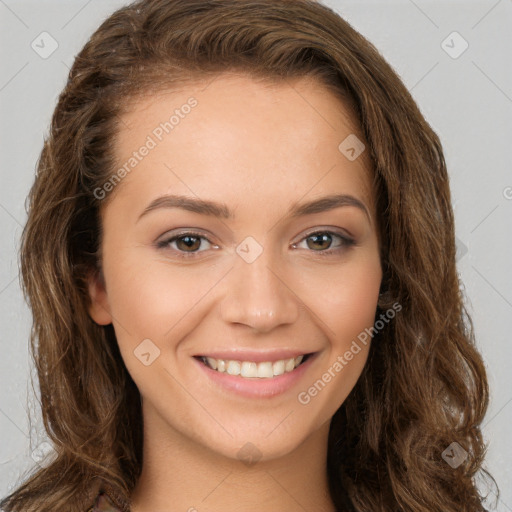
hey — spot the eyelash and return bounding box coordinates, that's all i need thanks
[156,229,356,259]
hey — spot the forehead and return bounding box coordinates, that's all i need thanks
[107,73,375,218]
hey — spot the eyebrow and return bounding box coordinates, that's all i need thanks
[137,193,370,222]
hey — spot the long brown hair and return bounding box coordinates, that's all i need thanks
[1,1,496,510]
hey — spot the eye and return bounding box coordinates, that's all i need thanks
[155,228,355,259]
[292,230,355,256]
[156,231,218,258]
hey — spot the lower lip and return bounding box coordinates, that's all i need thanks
[193,354,317,399]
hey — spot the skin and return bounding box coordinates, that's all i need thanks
[88,73,382,512]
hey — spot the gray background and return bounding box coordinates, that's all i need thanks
[1,0,511,509]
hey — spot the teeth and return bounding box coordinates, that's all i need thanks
[241,361,257,378]
[284,358,295,372]
[201,354,306,378]
[226,360,241,376]
[257,362,273,378]
[272,360,285,376]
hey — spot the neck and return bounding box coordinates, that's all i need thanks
[129,401,337,512]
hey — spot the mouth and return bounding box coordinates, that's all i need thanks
[195,353,312,379]
[193,351,318,399]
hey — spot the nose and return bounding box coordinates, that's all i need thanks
[219,245,300,333]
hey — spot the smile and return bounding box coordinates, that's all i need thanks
[198,355,308,379]
[193,350,317,398]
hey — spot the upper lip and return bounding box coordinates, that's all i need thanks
[194,349,315,363]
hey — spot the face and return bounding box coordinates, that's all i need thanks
[88,73,382,462]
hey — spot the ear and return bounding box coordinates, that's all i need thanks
[87,268,112,325]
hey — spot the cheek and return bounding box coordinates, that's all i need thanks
[102,254,214,387]
[295,265,380,425]
[309,255,382,342]
[292,251,381,409]
[102,249,224,343]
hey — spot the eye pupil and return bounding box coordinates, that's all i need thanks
[177,235,201,251]
[307,233,331,250]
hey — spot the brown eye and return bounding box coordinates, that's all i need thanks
[293,230,355,256]
[306,233,334,251]
[156,231,217,258]
[175,235,202,252]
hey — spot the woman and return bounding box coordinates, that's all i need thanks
[0,0,495,511]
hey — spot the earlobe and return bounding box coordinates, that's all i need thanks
[87,269,113,325]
